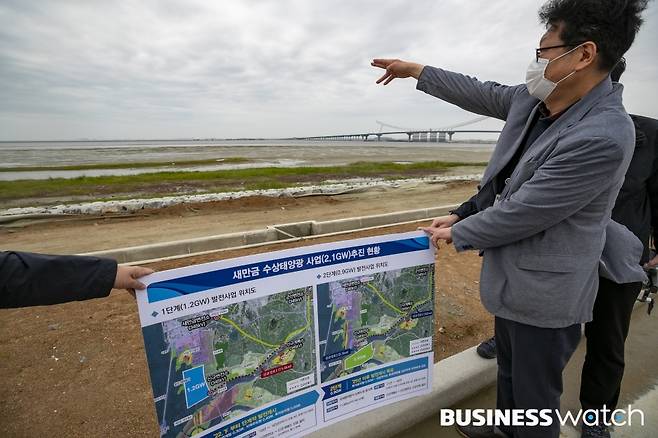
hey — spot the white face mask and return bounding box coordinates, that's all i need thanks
[525,45,581,101]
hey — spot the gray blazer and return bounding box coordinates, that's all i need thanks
[599,221,646,284]
[417,66,637,328]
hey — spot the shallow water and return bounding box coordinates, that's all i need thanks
[0,139,494,180]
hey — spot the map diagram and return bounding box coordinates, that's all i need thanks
[317,264,434,383]
[142,286,316,437]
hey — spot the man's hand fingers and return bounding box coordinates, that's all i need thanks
[431,215,455,229]
[431,219,441,228]
[417,226,440,248]
[371,59,393,69]
[132,267,154,278]
[128,279,146,290]
[129,266,154,290]
[114,265,154,291]
[383,74,395,85]
[376,71,392,84]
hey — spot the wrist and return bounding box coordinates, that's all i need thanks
[448,213,462,224]
[411,63,426,80]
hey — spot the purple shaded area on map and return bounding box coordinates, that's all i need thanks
[330,280,366,349]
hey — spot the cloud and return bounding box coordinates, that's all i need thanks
[0,0,656,140]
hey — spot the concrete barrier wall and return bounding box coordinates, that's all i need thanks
[84,228,278,264]
[81,204,457,262]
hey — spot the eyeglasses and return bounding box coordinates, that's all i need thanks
[535,43,583,62]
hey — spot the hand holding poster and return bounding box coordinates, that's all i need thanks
[135,231,436,437]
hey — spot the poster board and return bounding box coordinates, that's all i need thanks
[136,231,436,437]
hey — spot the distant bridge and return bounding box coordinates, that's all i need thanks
[287,116,500,142]
[288,129,500,143]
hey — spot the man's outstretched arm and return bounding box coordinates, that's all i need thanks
[372,58,523,120]
[0,251,153,308]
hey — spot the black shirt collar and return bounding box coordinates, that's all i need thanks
[538,102,574,121]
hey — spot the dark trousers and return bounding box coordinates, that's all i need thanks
[580,277,642,419]
[495,316,581,438]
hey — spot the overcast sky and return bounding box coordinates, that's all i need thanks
[0,0,656,141]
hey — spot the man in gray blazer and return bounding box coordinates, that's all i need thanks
[372,1,647,437]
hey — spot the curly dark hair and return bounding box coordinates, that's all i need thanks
[538,0,649,71]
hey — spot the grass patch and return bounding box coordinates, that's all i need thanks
[0,157,251,172]
[0,160,487,205]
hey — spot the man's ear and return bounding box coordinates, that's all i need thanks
[575,41,598,71]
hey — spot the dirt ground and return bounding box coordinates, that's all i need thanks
[0,182,493,438]
[1,180,480,254]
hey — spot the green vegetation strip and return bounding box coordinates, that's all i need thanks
[0,161,487,203]
[0,157,250,172]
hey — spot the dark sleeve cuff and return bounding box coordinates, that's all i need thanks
[451,202,477,220]
[89,258,118,300]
